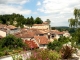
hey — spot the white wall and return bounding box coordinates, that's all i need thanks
[32,25,49,30]
[39,45,47,49]
[0,30,6,37]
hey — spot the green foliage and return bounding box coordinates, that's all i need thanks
[25,16,34,27]
[27,49,60,60]
[68,8,80,28]
[68,18,76,28]
[48,50,61,60]
[0,34,24,49]
[34,17,43,24]
[0,13,44,28]
[58,36,70,44]
[71,28,80,46]
[51,27,76,33]
[0,13,25,28]
[47,36,71,51]
[47,40,62,51]
[0,34,28,57]
[11,53,22,60]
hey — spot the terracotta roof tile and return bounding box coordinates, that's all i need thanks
[0,24,7,29]
[50,30,64,34]
[34,36,49,44]
[7,25,17,30]
[14,30,35,38]
[25,40,38,49]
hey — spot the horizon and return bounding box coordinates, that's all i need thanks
[0,0,80,26]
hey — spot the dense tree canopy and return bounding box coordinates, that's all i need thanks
[0,13,43,28]
[34,17,43,24]
[25,16,34,27]
[71,28,80,45]
[0,34,24,49]
[47,36,70,51]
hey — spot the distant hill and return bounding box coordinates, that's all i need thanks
[51,26,76,33]
[55,26,69,29]
[51,26,69,30]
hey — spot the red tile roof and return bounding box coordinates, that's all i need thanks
[50,30,64,35]
[25,40,38,49]
[14,30,35,38]
[34,36,49,44]
[0,24,7,29]
[7,25,17,30]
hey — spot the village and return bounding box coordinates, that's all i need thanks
[0,0,80,59]
[0,21,70,49]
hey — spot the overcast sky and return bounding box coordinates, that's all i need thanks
[0,0,80,26]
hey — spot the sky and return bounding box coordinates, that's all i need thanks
[0,0,80,27]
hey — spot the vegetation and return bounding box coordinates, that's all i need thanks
[47,36,71,51]
[0,8,80,60]
[68,8,80,48]
[0,34,24,49]
[71,28,80,48]
[60,45,74,59]
[51,26,76,34]
[34,17,43,24]
[0,34,26,57]
[68,8,80,28]
[27,49,61,60]
[0,13,43,28]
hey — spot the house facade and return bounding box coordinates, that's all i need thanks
[32,24,49,30]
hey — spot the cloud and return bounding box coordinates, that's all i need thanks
[37,0,80,26]
[0,0,29,5]
[39,10,75,26]
[0,4,31,15]
[0,0,31,15]
[38,0,80,14]
[37,1,41,6]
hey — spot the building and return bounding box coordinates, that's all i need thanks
[34,36,49,49]
[31,22,50,30]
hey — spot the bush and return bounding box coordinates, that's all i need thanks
[27,49,61,60]
[47,40,62,51]
[0,34,24,49]
[47,36,71,51]
[0,52,5,57]
[60,45,74,59]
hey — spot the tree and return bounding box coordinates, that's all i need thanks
[47,36,70,51]
[45,19,51,25]
[68,8,80,28]
[71,28,80,45]
[29,16,34,27]
[68,18,76,28]
[74,8,79,19]
[26,17,31,27]
[0,13,26,28]
[34,17,43,24]
[47,40,62,51]
[0,34,24,49]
